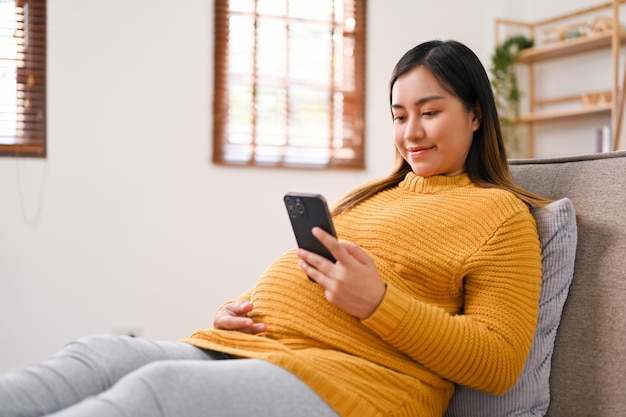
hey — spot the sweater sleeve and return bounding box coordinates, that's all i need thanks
[361,210,542,395]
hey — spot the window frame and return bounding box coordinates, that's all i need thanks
[212,0,366,170]
[0,0,47,158]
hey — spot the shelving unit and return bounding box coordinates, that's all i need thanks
[495,0,626,157]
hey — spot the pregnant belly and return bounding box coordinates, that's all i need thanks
[249,250,364,348]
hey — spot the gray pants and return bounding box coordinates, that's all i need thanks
[0,334,339,417]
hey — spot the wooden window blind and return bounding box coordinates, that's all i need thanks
[0,0,46,157]
[213,0,366,169]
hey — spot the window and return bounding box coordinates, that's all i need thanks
[213,0,366,169]
[0,0,46,157]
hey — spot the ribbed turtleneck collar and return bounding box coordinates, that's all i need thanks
[398,171,473,194]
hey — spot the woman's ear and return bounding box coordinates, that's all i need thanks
[471,101,482,131]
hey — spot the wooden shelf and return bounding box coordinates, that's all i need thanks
[517,31,626,62]
[515,103,613,123]
[495,0,624,156]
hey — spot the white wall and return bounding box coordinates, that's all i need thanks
[0,0,617,372]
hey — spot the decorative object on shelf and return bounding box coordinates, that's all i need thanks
[542,23,585,44]
[581,90,612,106]
[590,15,616,33]
[596,125,613,152]
[490,35,533,156]
[542,16,616,45]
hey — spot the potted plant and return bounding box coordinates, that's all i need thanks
[490,35,533,156]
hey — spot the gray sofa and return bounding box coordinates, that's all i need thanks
[509,150,626,417]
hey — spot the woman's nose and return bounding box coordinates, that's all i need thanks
[405,117,425,140]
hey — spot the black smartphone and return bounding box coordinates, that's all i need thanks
[284,192,337,262]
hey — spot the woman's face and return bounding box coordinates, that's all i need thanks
[391,66,480,177]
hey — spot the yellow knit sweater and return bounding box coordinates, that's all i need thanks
[182,173,542,417]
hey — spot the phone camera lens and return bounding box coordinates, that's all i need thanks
[295,199,305,215]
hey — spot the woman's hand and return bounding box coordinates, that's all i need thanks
[297,227,386,319]
[213,300,267,334]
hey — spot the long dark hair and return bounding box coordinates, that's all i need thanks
[333,40,550,215]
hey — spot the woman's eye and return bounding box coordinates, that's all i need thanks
[393,115,406,121]
[422,111,437,117]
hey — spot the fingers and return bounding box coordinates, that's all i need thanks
[215,314,252,331]
[297,228,385,318]
[230,320,267,335]
[297,256,326,285]
[341,240,372,265]
[310,227,353,265]
[310,227,371,267]
[296,227,356,283]
[213,301,267,334]
[231,300,254,315]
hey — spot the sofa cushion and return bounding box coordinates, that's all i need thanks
[444,197,577,417]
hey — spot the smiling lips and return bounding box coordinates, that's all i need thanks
[407,146,433,157]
